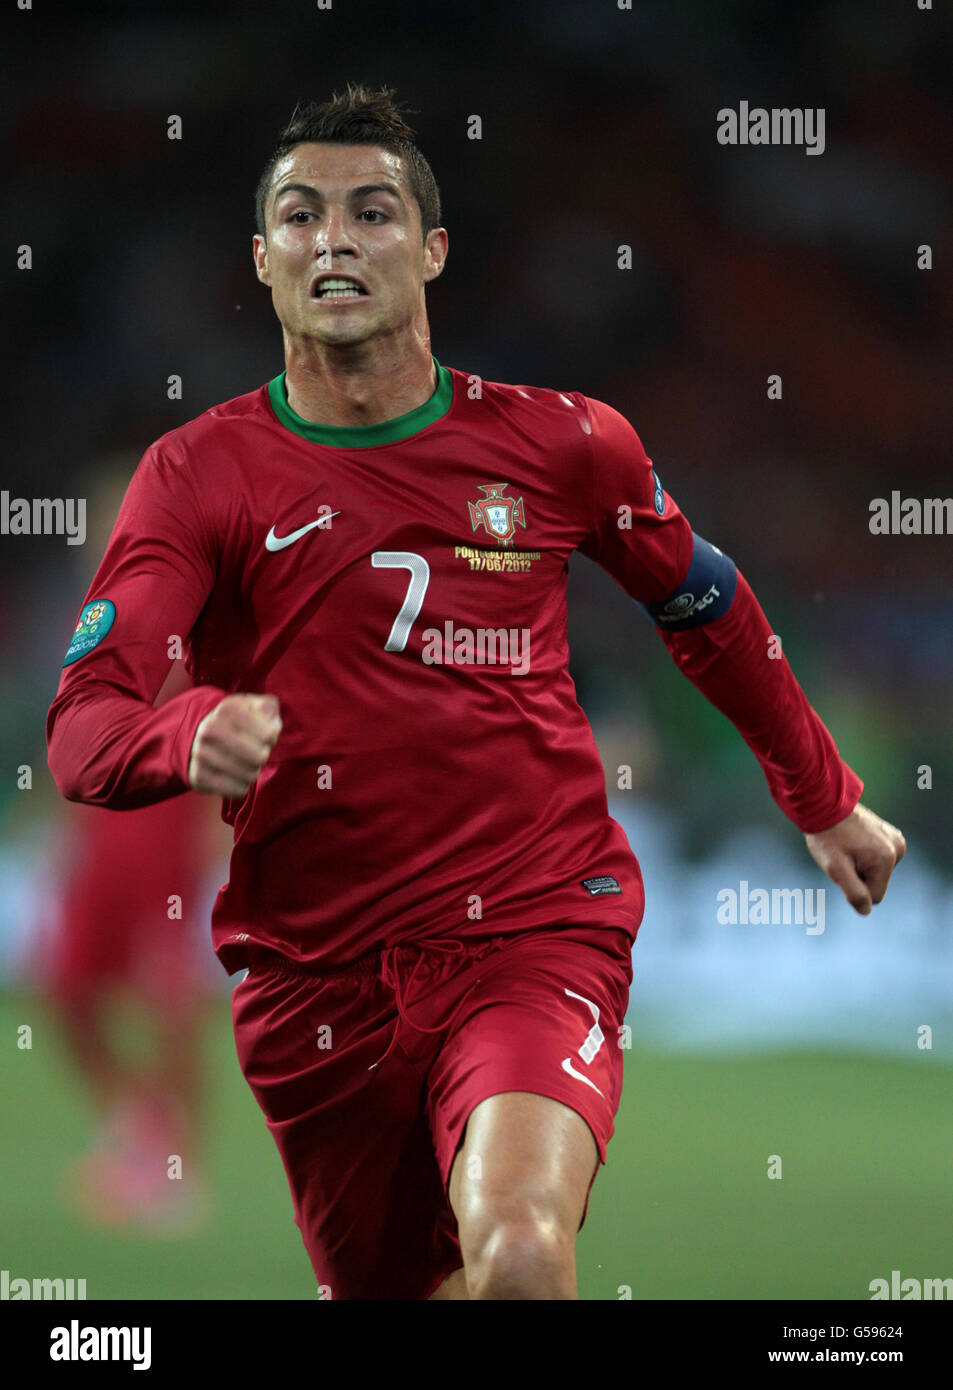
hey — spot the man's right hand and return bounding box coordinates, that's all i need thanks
[188,693,282,798]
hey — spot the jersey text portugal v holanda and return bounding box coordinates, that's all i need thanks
[47,361,863,972]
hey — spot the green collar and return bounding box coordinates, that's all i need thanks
[267,356,453,447]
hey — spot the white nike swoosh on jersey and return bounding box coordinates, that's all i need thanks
[560,1057,605,1098]
[265,512,341,552]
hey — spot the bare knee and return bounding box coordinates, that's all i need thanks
[465,1212,576,1300]
[428,1266,469,1300]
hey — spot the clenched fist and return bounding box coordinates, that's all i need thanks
[188,693,282,798]
[804,801,906,914]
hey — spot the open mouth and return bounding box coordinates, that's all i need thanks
[312,277,369,301]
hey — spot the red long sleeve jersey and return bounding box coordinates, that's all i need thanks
[47,361,862,972]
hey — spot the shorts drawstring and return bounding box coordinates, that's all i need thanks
[367,937,502,1071]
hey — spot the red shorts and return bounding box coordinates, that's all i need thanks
[231,924,632,1301]
[43,797,207,1006]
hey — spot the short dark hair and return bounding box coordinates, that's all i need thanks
[255,83,441,242]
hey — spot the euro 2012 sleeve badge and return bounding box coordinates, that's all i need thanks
[63,599,116,666]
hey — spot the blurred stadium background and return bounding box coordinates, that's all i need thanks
[3,0,951,1299]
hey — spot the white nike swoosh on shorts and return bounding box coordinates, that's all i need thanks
[561,1056,605,1097]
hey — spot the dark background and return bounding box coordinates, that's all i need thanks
[4,0,952,863]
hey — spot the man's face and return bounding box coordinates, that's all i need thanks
[253,142,446,348]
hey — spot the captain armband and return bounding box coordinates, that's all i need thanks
[639,533,738,630]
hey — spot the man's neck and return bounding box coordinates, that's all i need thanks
[282,335,437,428]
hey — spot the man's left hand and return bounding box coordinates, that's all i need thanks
[804,801,906,914]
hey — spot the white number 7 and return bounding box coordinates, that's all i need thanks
[371,551,431,652]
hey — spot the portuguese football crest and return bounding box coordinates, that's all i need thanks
[467,483,526,548]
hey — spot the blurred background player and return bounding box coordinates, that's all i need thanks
[33,460,228,1231]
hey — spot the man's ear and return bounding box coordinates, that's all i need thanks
[253,233,271,287]
[423,227,448,284]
